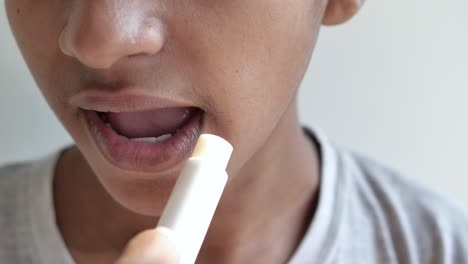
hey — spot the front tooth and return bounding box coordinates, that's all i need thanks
[154,134,172,142]
[130,134,173,143]
[130,137,158,143]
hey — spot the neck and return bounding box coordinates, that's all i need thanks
[199,101,320,263]
[54,100,320,263]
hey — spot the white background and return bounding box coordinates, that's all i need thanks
[1,1,467,206]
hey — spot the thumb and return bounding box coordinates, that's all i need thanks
[116,227,179,264]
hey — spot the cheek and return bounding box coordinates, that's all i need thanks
[6,0,91,164]
[6,0,79,128]
[6,0,67,95]
[183,1,317,171]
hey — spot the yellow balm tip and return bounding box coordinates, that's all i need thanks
[191,134,233,170]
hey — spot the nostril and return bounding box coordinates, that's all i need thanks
[58,25,74,58]
[59,26,124,69]
[58,8,166,69]
[61,42,116,69]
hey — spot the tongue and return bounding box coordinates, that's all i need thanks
[106,107,196,138]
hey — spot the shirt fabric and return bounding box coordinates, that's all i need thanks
[1,128,468,264]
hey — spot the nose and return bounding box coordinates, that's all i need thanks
[59,1,165,69]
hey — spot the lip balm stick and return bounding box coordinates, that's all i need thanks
[157,134,233,264]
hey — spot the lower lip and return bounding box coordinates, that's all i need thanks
[83,109,203,173]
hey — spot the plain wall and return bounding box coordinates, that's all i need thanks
[1,1,467,205]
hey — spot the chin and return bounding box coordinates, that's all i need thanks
[86,158,178,217]
[108,176,176,217]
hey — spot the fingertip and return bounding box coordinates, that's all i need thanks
[116,228,180,264]
[154,226,177,244]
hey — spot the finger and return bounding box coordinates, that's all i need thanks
[116,227,179,264]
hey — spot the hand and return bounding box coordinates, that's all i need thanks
[115,227,179,264]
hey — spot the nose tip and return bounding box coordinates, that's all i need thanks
[59,6,165,69]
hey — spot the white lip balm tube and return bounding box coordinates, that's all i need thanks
[157,134,233,264]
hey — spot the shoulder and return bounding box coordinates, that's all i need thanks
[337,147,468,263]
[0,150,62,185]
[0,160,35,202]
[0,152,60,206]
[0,158,42,222]
[0,152,61,262]
[0,159,36,178]
[0,160,38,261]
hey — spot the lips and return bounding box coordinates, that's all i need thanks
[71,89,204,173]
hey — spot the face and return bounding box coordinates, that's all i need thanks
[6,0,325,215]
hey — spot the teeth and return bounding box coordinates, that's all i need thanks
[130,134,173,143]
[155,133,173,142]
[130,137,158,143]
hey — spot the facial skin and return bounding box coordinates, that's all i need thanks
[6,0,363,263]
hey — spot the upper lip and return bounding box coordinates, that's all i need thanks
[69,87,195,112]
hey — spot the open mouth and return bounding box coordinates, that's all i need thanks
[96,107,199,144]
[84,107,203,172]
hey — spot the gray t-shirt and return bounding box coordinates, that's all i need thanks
[1,128,468,264]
